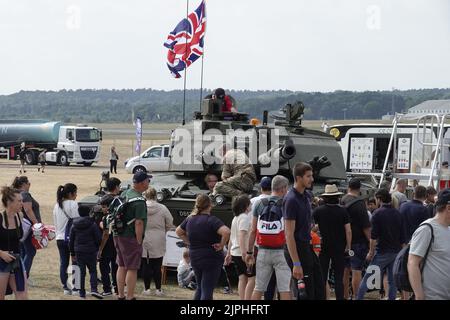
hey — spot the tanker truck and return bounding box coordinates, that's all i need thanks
[0,120,102,166]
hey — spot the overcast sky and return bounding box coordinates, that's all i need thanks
[0,0,449,95]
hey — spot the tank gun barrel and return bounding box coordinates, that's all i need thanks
[258,142,296,166]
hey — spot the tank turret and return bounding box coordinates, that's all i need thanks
[148,98,347,226]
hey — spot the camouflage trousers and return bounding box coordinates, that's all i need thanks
[213,176,254,198]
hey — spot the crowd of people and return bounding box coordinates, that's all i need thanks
[1,158,450,300]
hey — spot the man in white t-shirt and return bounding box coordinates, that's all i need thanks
[408,192,450,300]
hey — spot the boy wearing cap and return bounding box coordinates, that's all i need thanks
[114,171,150,300]
[408,192,450,300]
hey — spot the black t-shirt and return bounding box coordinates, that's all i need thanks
[341,194,371,245]
[371,205,405,254]
[0,212,23,254]
[313,204,349,253]
[180,214,225,264]
[101,216,116,257]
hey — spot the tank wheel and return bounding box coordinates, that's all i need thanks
[24,150,37,165]
[58,153,69,166]
[133,166,147,174]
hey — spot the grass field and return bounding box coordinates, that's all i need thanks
[0,137,239,300]
[1,120,389,300]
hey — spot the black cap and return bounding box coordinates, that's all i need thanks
[442,161,449,166]
[133,171,153,183]
[214,88,226,99]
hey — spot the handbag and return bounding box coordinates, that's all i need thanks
[61,208,73,244]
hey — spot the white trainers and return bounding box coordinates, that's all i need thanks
[155,289,164,296]
[63,289,72,295]
[142,289,152,296]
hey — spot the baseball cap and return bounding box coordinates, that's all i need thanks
[133,171,153,183]
[260,176,272,190]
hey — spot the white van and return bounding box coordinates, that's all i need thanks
[124,144,170,174]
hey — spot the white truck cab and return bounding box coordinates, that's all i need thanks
[124,144,170,174]
[45,125,102,166]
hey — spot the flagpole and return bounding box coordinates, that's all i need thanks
[199,54,204,111]
[182,0,190,126]
[199,0,206,111]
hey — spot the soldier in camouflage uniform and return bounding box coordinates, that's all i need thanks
[212,146,256,198]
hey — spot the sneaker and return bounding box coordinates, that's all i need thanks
[223,286,232,294]
[142,289,152,296]
[155,289,164,296]
[102,292,113,297]
[71,289,80,296]
[63,289,72,295]
[91,291,104,300]
[187,282,197,290]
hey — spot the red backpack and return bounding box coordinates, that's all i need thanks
[256,198,285,248]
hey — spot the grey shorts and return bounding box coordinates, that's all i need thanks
[254,248,291,293]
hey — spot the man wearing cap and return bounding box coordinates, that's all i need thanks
[250,177,272,209]
[408,192,450,300]
[212,144,257,198]
[114,171,150,300]
[313,184,352,300]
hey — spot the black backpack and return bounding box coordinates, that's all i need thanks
[106,195,145,235]
[393,222,434,292]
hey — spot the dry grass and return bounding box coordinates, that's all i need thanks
[0,137,239,300]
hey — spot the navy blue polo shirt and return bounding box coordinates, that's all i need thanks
[371,204,405,254]
[283,187,312,243]
[399,199,431,242]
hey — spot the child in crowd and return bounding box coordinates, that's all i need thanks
[177,250,196,290]
[69,205,103,299]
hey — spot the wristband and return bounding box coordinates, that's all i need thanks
[293,261,302,267]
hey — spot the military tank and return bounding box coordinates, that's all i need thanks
[150,98,347,226]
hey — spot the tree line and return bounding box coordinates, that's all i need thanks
[1,88,449,123]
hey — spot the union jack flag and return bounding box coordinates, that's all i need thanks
[164,0,206,78]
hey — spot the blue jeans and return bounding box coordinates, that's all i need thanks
[356,251,398,300]
[20,232,36,278]
[191,260,222,300]
[56,240,71,289]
